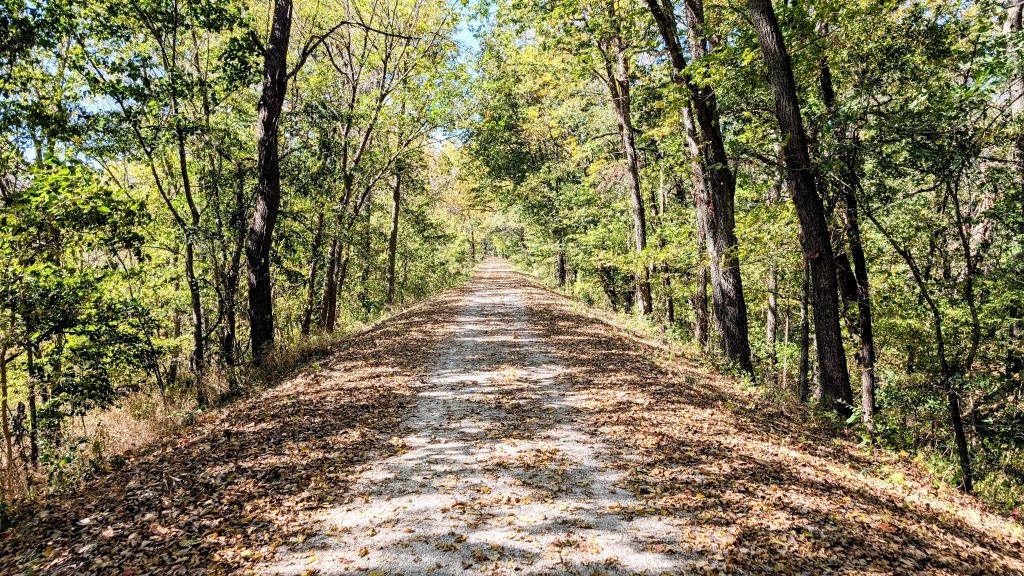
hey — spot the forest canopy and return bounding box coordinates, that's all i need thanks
[1,0,1022,514]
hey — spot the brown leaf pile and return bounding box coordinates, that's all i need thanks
[2,267,1022,575]
[0,287,468,575]
[521,280,1024,575]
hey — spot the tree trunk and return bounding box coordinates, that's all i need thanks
[947,385,973,492]
[658,180,675,324]
[320,236,340,333]
[749,0,852,414]
[358,198,373,313]
[844,179,877,432]
[1,349,15,497]
[819,41,878,431]
[766,265,778,369]
[798,255,811,402]
[1006,1,1024,385]
[26,346,38,467]
[693,225,710,349]
[301,212,326,335]
[556,244,567,288]
[246,0,293,362]
[385,170,401,305]
[184,242,206,403]
[602,35,652,315]
[647,0,752,373]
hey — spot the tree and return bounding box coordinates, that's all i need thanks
[646,0,753,375]
[748,0,853,414]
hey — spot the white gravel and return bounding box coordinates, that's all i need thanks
[264,261,680,575]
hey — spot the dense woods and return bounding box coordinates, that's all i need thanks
[1,0,1022,520]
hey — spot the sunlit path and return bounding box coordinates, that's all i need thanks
[264,259,678,575]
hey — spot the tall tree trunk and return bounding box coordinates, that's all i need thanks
[385,169,402,306]
[819,42,878,431]
[246,0,293,362]
[658,178,675,324]
[172,118,206,389]
[749,0,852,414]
[602,35,652,315]
[1006,1,1024,385]
[358,197,373,313]
[843,173,877,432]
[320,236,340,333]
[184,242,206,403]
[947,383,973,492]
[693,225,710,349]
[646,0,752,374]
[766,265,778,368]
[301,212,326,335]
[26,346,38,467]
[1,348,15,497]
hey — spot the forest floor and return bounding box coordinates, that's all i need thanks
[2,259,1023,575]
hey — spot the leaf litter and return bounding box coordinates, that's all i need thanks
[2,259,1022,575]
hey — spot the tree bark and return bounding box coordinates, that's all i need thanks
[246,0,293,362]
[646,0,752,373]
[819,42,878,431]
[601,35,652,315]
[749,0,852,413]
[385,169,402,306]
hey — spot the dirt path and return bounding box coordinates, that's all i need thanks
[266,261,677,575]
[2,259,1022,575]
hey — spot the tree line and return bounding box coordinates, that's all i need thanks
[0,0,472,500]
[465,0,1023,508]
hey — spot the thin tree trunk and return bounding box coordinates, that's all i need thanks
[798,256,811,402]
[26,347,38,467]
[947,386,973,492]
[385,170,401,306]
[1006,1,1024,385]
[749,0,852,414]
[556,242,567,288]
[658,180,675,324]
[183,242,206,403]
[766,265,778,369]
[358,197,373,313]
[301,212,326,335]
[320,236,340,333]
[867,209,973,491]
[247,0,293,362]
[693,225,710,349]
[646,0,752,373]
[1,349,16,498]
[602,35,652,315]
[844,178,877,432]
[819,41,878,431]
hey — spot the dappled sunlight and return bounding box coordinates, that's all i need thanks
[523,276,1024,574]
[4,260,1021,575]
[263,260,679,575]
